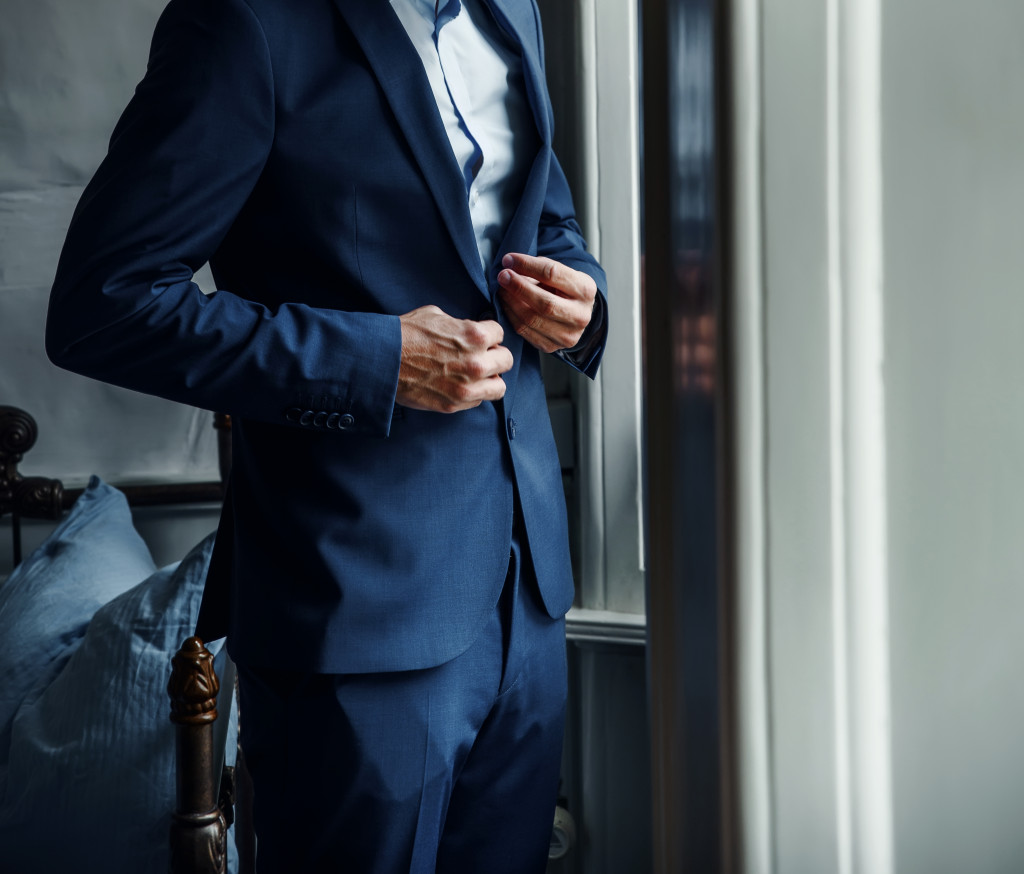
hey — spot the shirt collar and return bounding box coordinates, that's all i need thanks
[408,0,456,19]
[409,0,462,28]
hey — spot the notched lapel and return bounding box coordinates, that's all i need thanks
[330,0,489,293]
[482,0,552,145]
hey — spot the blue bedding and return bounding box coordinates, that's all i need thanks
[0,478,237,873]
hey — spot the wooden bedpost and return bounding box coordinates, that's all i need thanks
[168,637,227,874]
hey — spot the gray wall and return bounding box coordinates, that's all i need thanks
[884,1,1024,870]
[742,0,1024,871]
[0,0,219,491]
[537,1,652,870]
[1,0,219,567]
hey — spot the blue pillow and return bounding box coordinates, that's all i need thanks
[0,532,237,874]
[0,477,157,759]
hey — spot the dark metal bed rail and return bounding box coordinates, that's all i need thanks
[0,405,229,565]
[0,406,64,564]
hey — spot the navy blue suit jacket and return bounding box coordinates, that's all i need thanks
[46,0,607,673]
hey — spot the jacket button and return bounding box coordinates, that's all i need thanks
[299,410,314,427]
[507,417,517,439]
[326,413,341,430]
[313,411,328,428]
[286,407,303,423]
[339,413,356,430]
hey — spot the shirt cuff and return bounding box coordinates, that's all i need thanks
[555,292,607,372]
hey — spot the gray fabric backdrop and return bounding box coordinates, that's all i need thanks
[1,0,218,485]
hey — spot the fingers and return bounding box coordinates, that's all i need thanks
[496,254,597,353]
[455,315,505,355]
[393,257,601,413]
[500,253,592,300]
[397,305,512,414]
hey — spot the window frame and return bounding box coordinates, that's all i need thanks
[538,0,646,625]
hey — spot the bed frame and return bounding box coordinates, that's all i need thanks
[0,404,246,874]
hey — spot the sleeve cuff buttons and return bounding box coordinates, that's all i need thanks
[285,407,356,431]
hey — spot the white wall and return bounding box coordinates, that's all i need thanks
[735,1,1024,872]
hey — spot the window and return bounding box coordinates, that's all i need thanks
[538,0,646,625]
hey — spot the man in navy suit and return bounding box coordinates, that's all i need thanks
[47,0,607,870]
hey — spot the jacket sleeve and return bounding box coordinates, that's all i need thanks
[534,150,608,379]
[45,0,402,437]
[528,1,608,379]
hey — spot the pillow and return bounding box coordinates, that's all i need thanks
[0,476,157,758]
[0,532,238,874]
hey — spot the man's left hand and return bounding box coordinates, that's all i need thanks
[496,253,597,354]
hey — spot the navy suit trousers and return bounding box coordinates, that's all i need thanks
[236,545,567,873]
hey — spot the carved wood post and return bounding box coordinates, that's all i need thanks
[168,637,227,874]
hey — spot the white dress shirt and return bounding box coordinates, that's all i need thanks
[389,0,534,272]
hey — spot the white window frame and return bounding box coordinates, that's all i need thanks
[539,0,646,630]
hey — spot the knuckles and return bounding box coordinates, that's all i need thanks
[461,320,489,347]
[441,374,506,412]
[537,296,559,319]
[463,357,486,380]
[452,382,476,403]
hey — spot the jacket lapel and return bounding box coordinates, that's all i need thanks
[332,0,555,299]
[331,0,488,293]
[481,0,552,146]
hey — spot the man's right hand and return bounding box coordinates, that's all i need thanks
[397,305,513,413]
